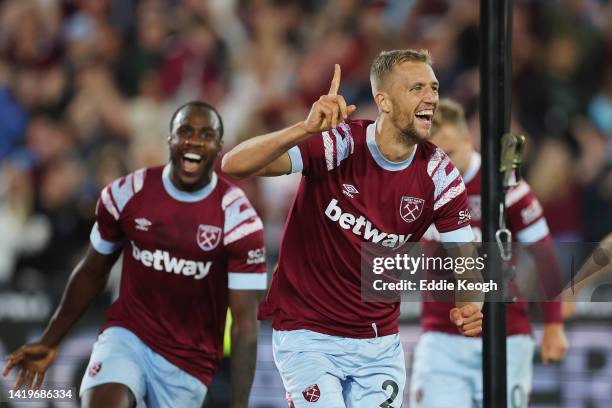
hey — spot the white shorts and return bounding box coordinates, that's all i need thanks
[273,329,406,408]
[80,327,207,407]
[409,332,535,408]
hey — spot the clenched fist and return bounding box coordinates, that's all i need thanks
[450,304,483,337]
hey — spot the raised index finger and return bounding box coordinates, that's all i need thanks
[328,64,341,95]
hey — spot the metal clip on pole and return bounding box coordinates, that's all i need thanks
[499,132,525,189]
[497,132,526,303]
[495,202,512,262]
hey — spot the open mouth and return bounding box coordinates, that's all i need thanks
[415,109,434,126]
[180,152,205,174]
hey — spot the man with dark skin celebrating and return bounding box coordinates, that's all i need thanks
[3,101,267,408]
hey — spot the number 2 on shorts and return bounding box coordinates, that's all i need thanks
[379,379,399,408]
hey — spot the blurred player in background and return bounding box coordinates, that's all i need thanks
[222,49,483,407]
[3,101,267,408]
[411,99,569,408]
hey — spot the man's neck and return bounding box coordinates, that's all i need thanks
[169,165,213,192]
[375,116,416,162]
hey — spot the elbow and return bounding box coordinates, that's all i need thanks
[220,153,246,180]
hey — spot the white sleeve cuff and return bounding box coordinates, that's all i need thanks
[228,272,267,290]
[517,218,549,243]
[90,223,122,254]
[287,146,303,173]
[439,225,474,243]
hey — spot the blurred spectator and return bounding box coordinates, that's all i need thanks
[20,156,93,289]
[66,63,130,144]
[0,162,50,286]
[528,137,583,241]
[588,70,612,163]
[159,16,229,105]
[125,68,172,170]
[0,63,29,159]
[116,1,168,97]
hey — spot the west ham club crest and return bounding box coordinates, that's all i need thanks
[197,225,222,251]
[88,362,102,377]
[400,196,425,223]
[302,384,321,402]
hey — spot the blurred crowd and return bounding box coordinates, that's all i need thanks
[0,0,611,294]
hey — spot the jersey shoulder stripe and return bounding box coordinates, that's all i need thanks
[426,147,465,210]
[224,218,264,245]
[505,180,531,207]
[322,121,355,171]
[133,168,146,192]
[101,168,147,220]
[100,186,120,220]
[434,183,466,211]
[221,186,263,245]
[221,186,245,210]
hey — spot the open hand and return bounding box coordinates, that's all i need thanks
[3,343,57,390]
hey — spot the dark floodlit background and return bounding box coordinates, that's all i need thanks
[0,0,611,407]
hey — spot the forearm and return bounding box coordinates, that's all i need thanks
[449,243,484,311]
[528,236,563,300]
[41,261,110,348]
[540,301,563,324]
[564,235,612,296]
[229,321,258,408]
[221,122,311,178]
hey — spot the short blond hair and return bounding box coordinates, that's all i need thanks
[370,49,433,93]
[432,98,468,135]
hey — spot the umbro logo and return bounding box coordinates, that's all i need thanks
[342,183,359,198]
[135,217,152,231]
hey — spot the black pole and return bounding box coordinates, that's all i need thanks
[504,0,513,131]
[480,0,511,407]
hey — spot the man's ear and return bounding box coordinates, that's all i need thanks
[375,92,392,114]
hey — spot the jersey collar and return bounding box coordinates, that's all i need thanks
[462,151,481,184]
[366,122,418,171]
[162,163,217,202]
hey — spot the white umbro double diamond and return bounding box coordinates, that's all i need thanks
[342,183,359,198]
[135,217,152,231]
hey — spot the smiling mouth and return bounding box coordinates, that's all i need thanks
[415,109,434,126]
[180,152,205,174]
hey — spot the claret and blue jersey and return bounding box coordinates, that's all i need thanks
[421,151,561,336]
[90,164,266,386]
[258,119,474,338]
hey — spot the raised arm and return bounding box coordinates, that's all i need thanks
[3,246,119,389]
[221,64,356,179]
